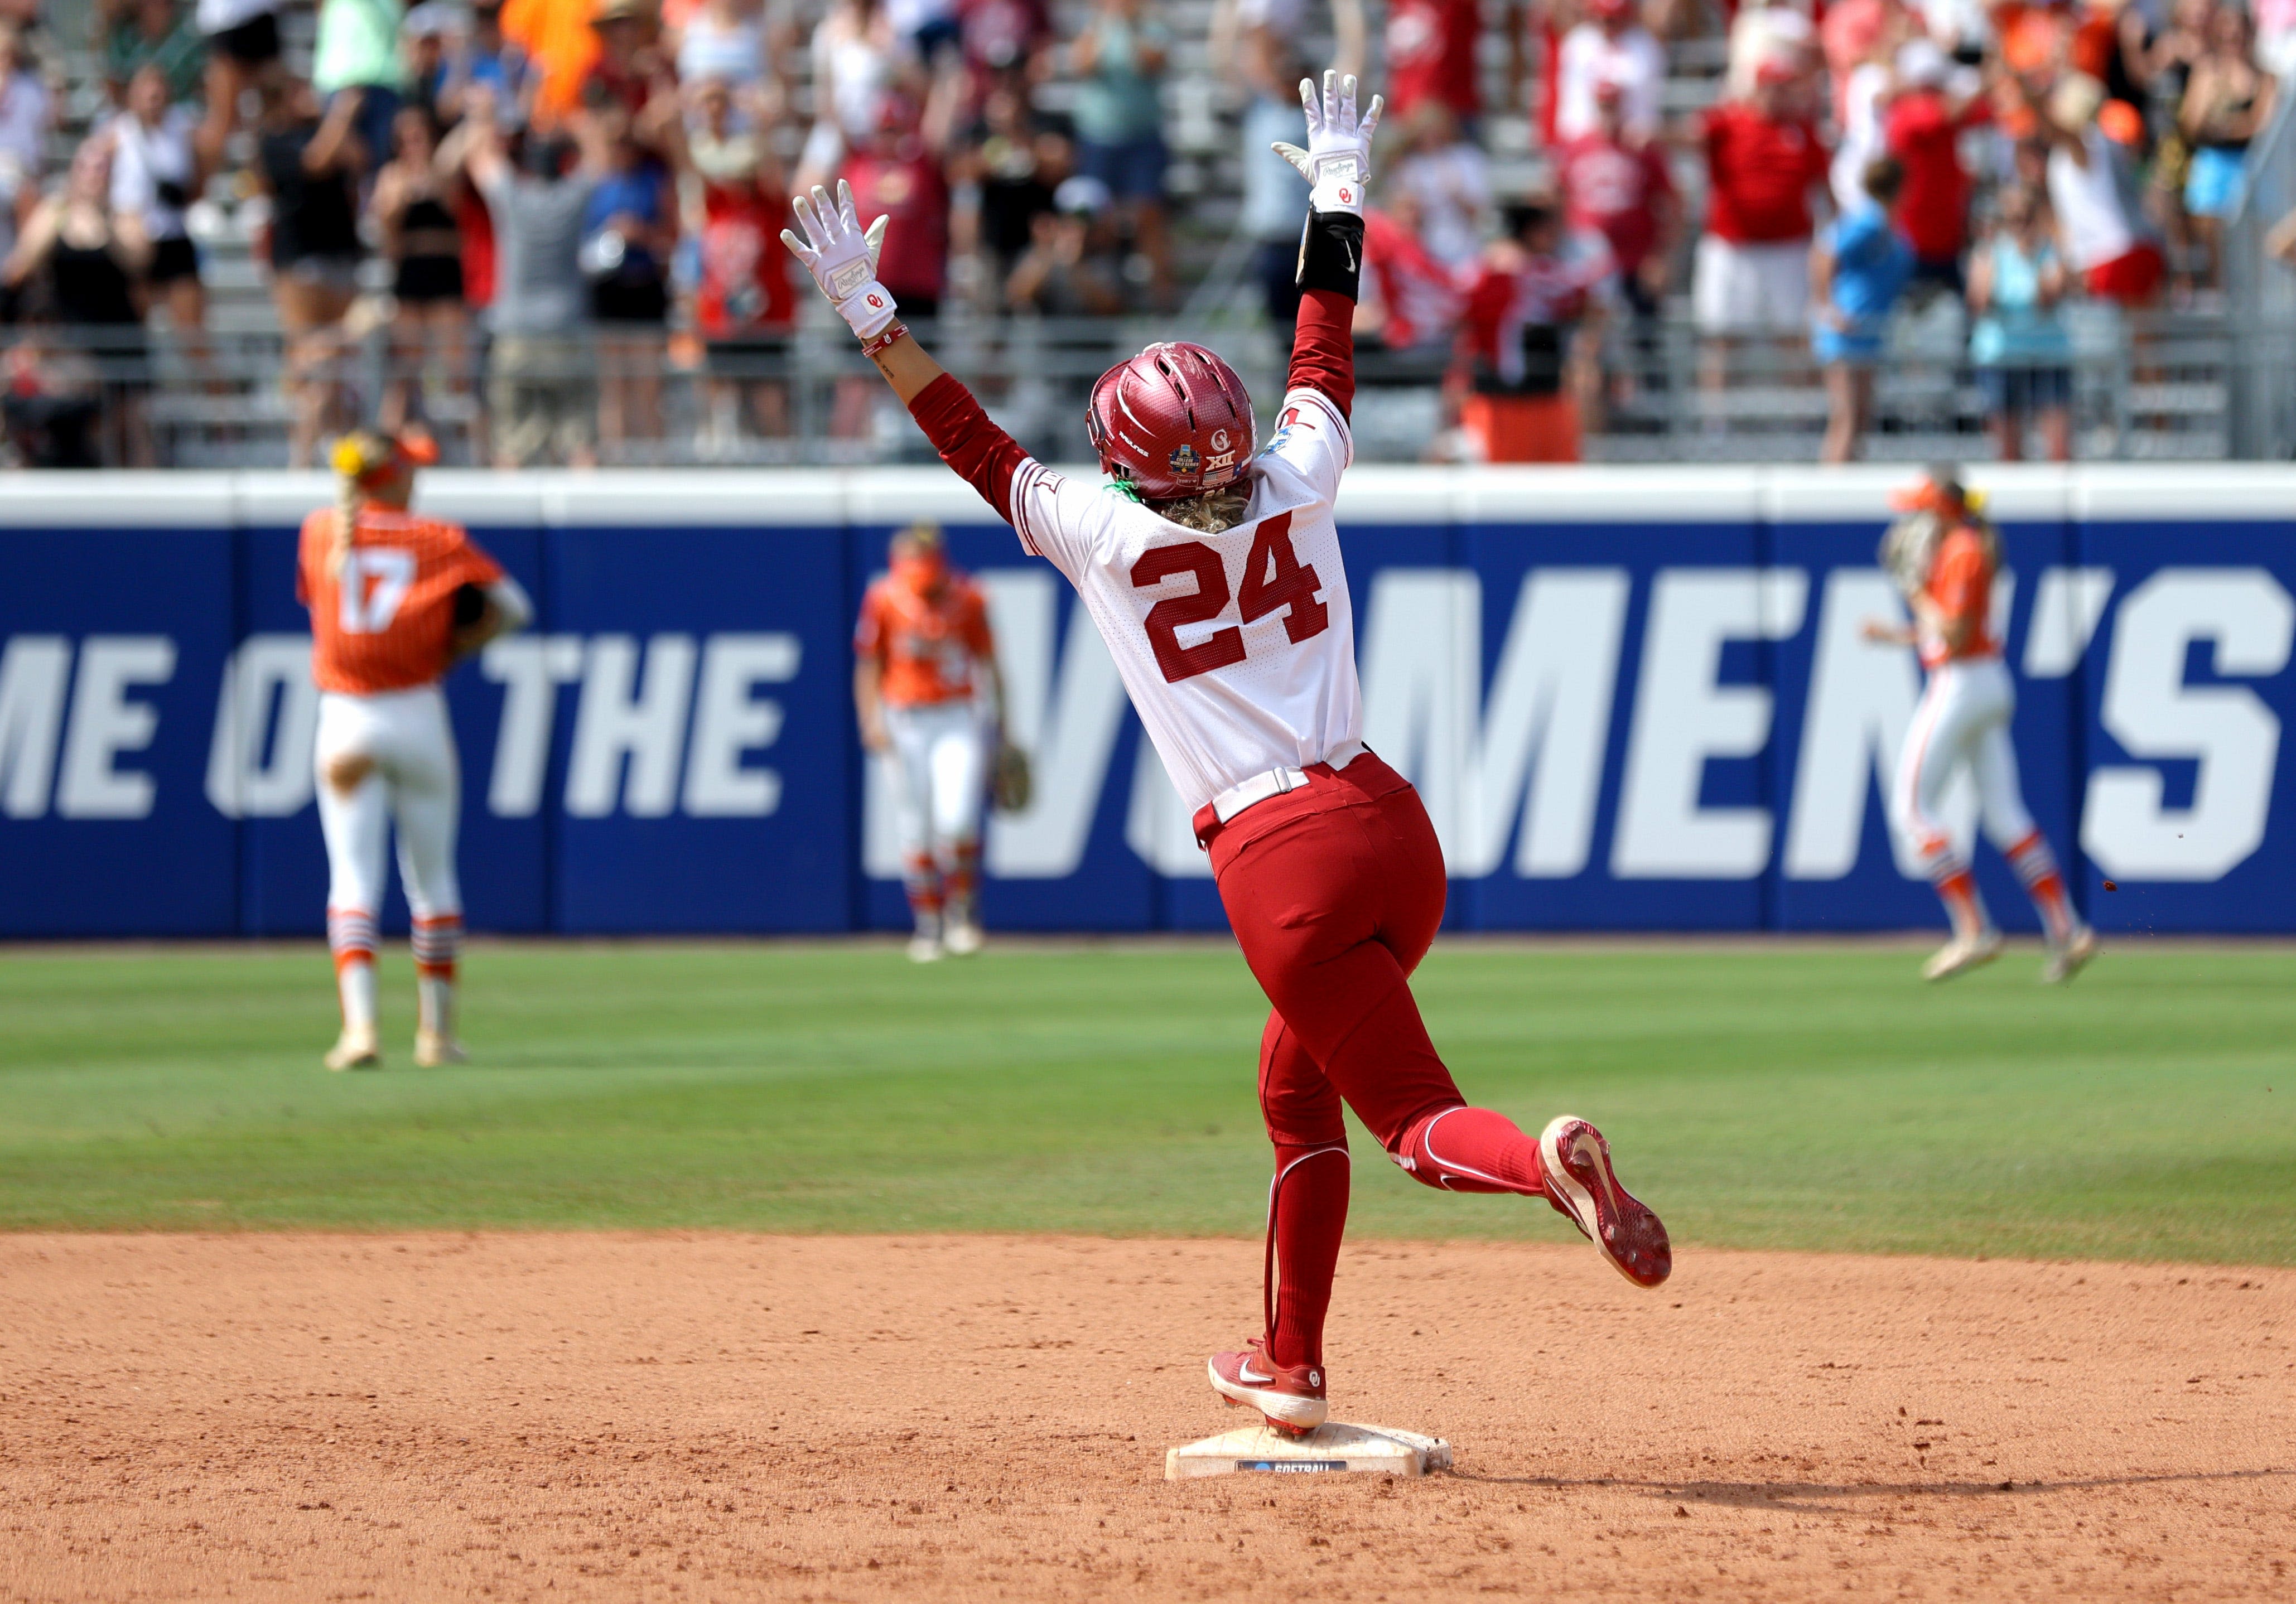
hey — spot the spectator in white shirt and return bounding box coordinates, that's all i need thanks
[109,64,206,342]
[797,0,915,189]
[1389,99,1491,270]
[1555,0,1667,144]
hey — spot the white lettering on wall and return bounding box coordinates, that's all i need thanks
[56,636,175,820]
[0,636,70,818]
[204,634,320,819]
[1613,568,1807,879]
[2085,568,2294,880]
[1784,571,1931,880]
[480,634,586,818]
[566,634,696,818]
[1361,568,1629,878]
[683,634,802,817]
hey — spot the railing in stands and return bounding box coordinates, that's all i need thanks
[2225,94,2296,459]
[0,308,2263,470]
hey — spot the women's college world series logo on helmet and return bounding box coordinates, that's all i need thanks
[1086,342,1257,501]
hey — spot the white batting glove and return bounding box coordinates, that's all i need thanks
[1272,69,1383,217]
[780,180,896,339]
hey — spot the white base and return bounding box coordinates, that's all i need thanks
[1165,1421,1452,1480]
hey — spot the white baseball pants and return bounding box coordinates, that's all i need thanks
[314,687,464,954]
[1890,656,2036,881]
[884,700,988,863]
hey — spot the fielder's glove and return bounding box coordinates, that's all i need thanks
[1273,69,1383,218]
[780,180,896,340]
[992,740,1033,815]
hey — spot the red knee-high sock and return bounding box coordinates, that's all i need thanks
[1392,1105,1548,1196]
[1263,1142,1349,1370]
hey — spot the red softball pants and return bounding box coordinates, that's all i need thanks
[1200,751,1550,1367]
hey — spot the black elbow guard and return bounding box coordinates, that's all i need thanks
[451,582,488,628]
[1295,210,1364,299]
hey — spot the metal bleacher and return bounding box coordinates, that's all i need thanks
[44,3,2251,467]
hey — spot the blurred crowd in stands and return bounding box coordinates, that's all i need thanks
[0,0,2290,468]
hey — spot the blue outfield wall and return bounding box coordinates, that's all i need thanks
[1,465,2291,938]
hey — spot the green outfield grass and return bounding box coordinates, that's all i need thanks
[0,939,2290,1264]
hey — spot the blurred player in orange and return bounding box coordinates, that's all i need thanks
[1866,465,2097,984]
[298,430,532,1070]
[854,523,1005,962]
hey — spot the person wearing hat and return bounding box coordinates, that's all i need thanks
[1862,466,2096,983]
[1005,173,1125,316]
[298,427,534,1069]
[853,522,1006,960]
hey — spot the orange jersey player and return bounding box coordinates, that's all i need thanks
[1864,464,2096,983]
[297,430,532,1072]
[853,523,1004,960]
[787,68,1670,1444]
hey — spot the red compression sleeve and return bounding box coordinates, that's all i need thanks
[908,373,1029,523]
[1286,287,1356,421]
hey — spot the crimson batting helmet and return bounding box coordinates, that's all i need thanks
[1086,342,1256,501]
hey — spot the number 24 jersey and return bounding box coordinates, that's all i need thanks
[1006,385,1360,813]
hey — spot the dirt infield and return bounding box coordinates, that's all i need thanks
[2,1235,2289,1602]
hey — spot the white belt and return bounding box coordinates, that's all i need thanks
[1208,740,1367,825]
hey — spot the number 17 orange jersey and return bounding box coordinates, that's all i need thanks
[297,507,507,694]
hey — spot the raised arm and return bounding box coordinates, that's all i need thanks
[1272,70,1382,420]
[782,181,1029,520]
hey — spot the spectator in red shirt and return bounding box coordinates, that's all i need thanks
[1694,60,1830,391]
[1453,199,1614,461]
[833,90,950,436]
[1385,0,1483,129]
[1357,189,1464,360]
[684,74,796,450]
[1885,41,1989,292]
[841,93,952,318]
[1558,78,1678,318]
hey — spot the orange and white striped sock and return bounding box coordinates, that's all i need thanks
[412,914,462,1037]
[903,853,944,925]
[327,906,378,1032]
[2004,831,2076,945]
[943,840,980,914]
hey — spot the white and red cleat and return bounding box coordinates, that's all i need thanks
[1540,1115,1671,1288]
[1208,1338,1328,1435]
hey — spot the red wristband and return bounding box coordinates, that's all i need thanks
[861,321,909,361]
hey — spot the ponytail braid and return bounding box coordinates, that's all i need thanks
[329,432,385,578]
